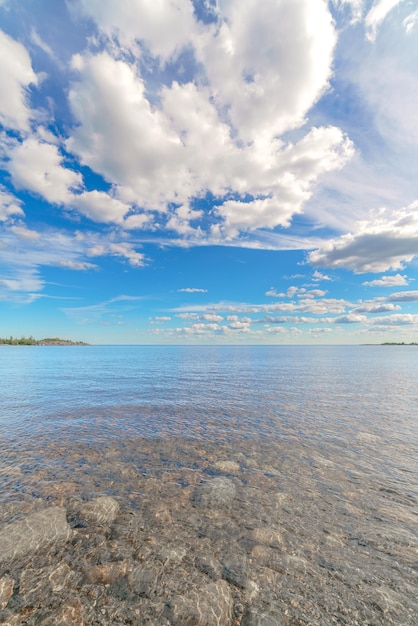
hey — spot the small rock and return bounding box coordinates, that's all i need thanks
[165,580,233,626]
[221,554,248,589]
[0,507,72,564]
[128,564,159,597]
[0,575,14,610]
[85,561,128,584]
[193,477,236,510]
[40,597,84,626]
[250,528,282,549]
[48,563,78,593]
[194,554,222,580]
[214,461,240,474]
[79,496,120,525]
[241,606,286,626]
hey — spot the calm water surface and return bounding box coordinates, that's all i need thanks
[0,345,417,625]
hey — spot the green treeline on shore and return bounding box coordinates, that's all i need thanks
[0,336,88,346]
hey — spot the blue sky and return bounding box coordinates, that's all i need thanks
[1,0,418,344]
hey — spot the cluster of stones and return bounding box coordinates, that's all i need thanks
[0,478,289,626]
[0,448,415,625]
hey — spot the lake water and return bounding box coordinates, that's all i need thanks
[0,345,417,625]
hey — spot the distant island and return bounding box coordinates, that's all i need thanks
[381,342,418,345]
[0,336,89,346]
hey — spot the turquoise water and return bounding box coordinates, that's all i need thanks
[0,345,417,624]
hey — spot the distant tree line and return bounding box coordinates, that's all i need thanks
[0,336,88,345]
[381,342,418,345]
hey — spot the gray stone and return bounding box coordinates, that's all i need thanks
[128,564,159,597]
[0,507,72,564]
[78,495,120,525]
[194,554,222,580]
[250,528,282,549]
[165,580,233,626]
[241,606,286,626]
[193,477,236,510]
[221,554,248,589]
[0,575,14,610]
[214,460,240,474]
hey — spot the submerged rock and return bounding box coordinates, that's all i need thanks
[241,605,286,626]
[78,495,120,526]
[214,460,240,474]
[165,580,233,626]
[0,507,72,564]
[193,477,236,510]
[0,575,14,610]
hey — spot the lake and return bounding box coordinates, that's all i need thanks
[0,345,417,624]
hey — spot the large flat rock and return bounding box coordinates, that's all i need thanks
[0,507,72,564]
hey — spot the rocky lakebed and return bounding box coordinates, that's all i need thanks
[0,434,417,625]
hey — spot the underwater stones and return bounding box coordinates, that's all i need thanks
[128,564,159,597]
[165,580,233,626]
[0,507,72,564]
[86,561,129,585]
[214,460,240,474]
[251,528,283,549]
[0,575,14,610]
[78,495,120,526]
[40,597,84,626]
[193,554,222,580]
[48,563,79,593]
[241,606,286,626]
[193,477,236,510]
[221,554,248,589]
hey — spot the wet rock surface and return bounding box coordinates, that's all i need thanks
[0,436,417,625]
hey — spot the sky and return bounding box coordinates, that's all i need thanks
[0,0,418,345]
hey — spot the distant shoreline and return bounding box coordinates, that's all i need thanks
[0,337,89,346]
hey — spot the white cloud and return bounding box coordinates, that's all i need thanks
[67,52,184,211]
[0,224,147,301]
[212,126,353,238]
[265,288,284,298]
[365,0,403,41]
[0,187,25,221]
[312,270,332,281]
[64,4,352,242]
[308,202,418,273]
[197,0,336,142]
[178,288,208,293]
[332,0,364,23]
[73,0,196,60]
[56,260,98,270]
[9,224,41,240]
[372,313,418,325]
[0,268,44,294]
[334,313,367,323]
[362,273,408,287]
[8,137,82,204]
[352,301,400,313]
[387,290,418,302]
[86,241,146,267]
[0,29,37,131]
[403,9,418,34]
[73,190,131,225]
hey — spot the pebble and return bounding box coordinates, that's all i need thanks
[214,460,240,474]
[165,580,233,626]
[0,575,14,610]
[193,477,237,509]
[78,495,120,525]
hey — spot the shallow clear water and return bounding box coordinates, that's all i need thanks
[0,345,417,625]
